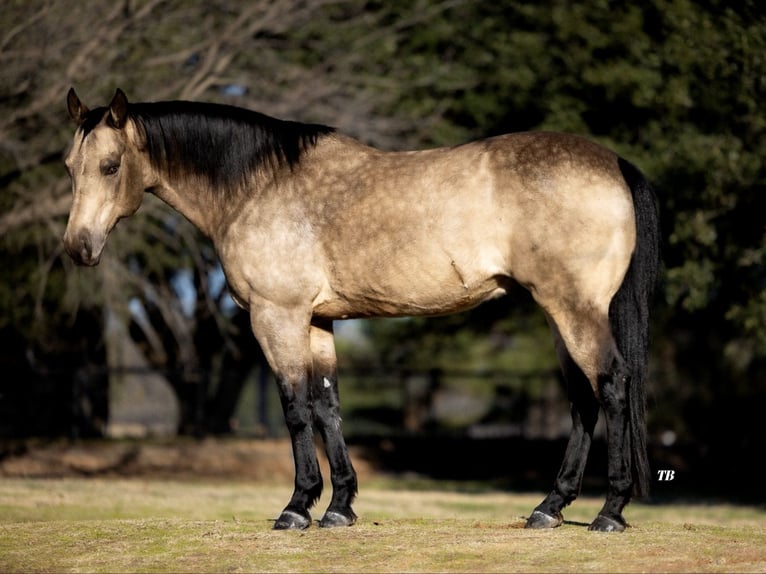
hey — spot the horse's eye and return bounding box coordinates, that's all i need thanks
[102,162,120,176]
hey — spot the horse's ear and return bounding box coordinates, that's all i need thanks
[67,87,89,125]
[108,88,129,129]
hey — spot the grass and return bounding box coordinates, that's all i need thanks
[1,477,765,572]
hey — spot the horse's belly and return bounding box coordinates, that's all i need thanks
[311,266,509,320]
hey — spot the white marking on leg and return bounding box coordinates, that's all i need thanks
[323,377,331,389]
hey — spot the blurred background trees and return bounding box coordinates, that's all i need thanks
[1,0,764,477]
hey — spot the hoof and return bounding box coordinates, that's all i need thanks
[525,510,563,529]
[318,510,357,528]
[273,509,312,530]
[588,514,626,532]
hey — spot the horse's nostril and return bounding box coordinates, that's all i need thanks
[78,232,92,260]
[63,230,97,265]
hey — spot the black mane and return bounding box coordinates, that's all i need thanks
[83,100,334,196]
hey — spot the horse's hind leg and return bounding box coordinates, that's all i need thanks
[309,319,358,527]
[590,349,635,532]
[528,304,634,532]
[526,325,599,528]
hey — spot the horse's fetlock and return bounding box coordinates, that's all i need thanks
[297,478,324,509]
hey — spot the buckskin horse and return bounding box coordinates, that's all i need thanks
[63,88,659,532]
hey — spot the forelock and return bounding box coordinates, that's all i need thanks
[79,106,109,138]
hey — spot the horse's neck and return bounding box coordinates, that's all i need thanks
[150,179,220,238]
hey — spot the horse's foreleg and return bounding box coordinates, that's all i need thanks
[527,349,599,529]
[250,306,322,530]
[309,320,358,527]
[274,377,323,529]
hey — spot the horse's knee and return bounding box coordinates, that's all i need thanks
[282,397,312,431]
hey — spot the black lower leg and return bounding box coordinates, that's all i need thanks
[590,361,633,532]
[527,363,598,529]
[274,378,323,530]
[312,373,358,527]
[527,399,599,527]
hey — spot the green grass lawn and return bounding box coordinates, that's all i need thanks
[1,477,764,573]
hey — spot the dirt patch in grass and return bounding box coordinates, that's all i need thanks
[0,437,376,482]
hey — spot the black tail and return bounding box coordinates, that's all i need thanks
[611,158,661,498]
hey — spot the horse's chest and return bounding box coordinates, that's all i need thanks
[215,220,323,310]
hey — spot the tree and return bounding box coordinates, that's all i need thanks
[1,0,764,456]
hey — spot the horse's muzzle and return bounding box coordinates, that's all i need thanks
[63,230,102,266]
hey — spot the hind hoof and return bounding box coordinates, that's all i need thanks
[525,510,563,529]
[588,514,626,532]
[273,509,312,530]
[318,510,357,528]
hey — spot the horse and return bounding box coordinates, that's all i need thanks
[63,88,660,532]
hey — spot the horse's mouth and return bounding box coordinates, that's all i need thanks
[73,252,101,266]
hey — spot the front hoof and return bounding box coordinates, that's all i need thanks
[318,510,357,528]
[525,510,563,529]
[273,509,312,530]
[588,514,626,532]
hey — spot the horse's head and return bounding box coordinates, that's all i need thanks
[63,88,146,266]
